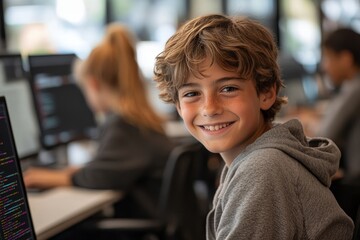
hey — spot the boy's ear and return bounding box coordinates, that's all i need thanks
[259,85,276,110]
[176,103,183,119]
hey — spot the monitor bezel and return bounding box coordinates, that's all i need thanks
[0,95,37,240]
[0,52,40,158]
[27,53,97,150]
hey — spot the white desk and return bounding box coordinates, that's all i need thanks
[28,187,122,240]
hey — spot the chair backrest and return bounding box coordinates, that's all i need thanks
[157,141,209,240]
[353,205,360,240]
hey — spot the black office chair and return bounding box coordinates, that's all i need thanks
[353,205,360,240]
[79,141,210,240]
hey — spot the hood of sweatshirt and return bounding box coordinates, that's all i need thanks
[242,119,341,187]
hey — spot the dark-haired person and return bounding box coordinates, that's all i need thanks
[320,28,360,178]
[319,28,360,222]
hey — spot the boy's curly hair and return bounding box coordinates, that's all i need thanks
[154,14,287,122]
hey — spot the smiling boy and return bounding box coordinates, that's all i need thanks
[154,14,354,239]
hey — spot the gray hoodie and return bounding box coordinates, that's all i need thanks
[207,119,354,240]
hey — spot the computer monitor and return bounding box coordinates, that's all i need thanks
[27,53,98,149]
[0,96,37,240]
[0,53,40,158]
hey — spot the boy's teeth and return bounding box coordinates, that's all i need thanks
[204,123,229,131]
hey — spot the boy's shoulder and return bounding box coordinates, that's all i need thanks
[230,147,297,181]
[219,148,299,202]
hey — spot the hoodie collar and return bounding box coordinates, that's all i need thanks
[232,119,340,187]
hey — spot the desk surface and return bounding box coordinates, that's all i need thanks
[28,187,122,240]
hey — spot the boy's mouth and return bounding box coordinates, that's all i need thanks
[201,122,233,131]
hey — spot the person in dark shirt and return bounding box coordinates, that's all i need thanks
[24,23,174,218]
[319,28,360,222]
[319,28,360,178]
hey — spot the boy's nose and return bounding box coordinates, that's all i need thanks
[201,95,223,117]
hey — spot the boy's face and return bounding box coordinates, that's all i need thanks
[176,59,275,163]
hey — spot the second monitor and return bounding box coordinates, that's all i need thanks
[27,53,98,149]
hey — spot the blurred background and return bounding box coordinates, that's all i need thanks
[1,0,359,118]
[1,2,360,238]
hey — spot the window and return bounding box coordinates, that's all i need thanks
[4,0,105,58]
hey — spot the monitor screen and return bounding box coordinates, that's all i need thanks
[27,53,98,149]
[0,53,40,158]
[0,96,37,240]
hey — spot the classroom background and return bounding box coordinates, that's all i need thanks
[1,0,358,117]
[1,0,360,239]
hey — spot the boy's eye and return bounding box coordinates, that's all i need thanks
[183,91,199,97]
[221,86,238,92]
